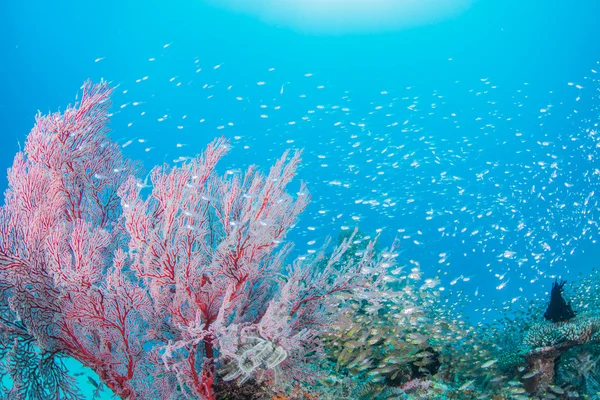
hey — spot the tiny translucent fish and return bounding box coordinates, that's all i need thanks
[94,57,105,63]
[458,380,475,390]
[502,250,516,258]
[87,377,99,388]
[522,370,540,379]
[496,279,510,290]
[450,276,462,285]
[420,278,440,290]
[480,359,497,369]
[549,386,564,395]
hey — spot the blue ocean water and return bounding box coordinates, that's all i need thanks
[1,1,600,398]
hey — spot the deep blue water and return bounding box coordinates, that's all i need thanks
[1,1,600,397]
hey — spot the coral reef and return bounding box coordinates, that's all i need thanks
[523,315,600,394]
[3,81,600,400]
[521,280,600,394]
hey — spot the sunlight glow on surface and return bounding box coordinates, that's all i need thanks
[207,0,473,34]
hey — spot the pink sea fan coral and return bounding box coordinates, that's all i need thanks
[0,81,392,399]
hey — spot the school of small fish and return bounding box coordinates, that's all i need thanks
[84,46,600,399]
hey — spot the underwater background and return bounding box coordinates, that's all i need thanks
[1,0,600,398]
